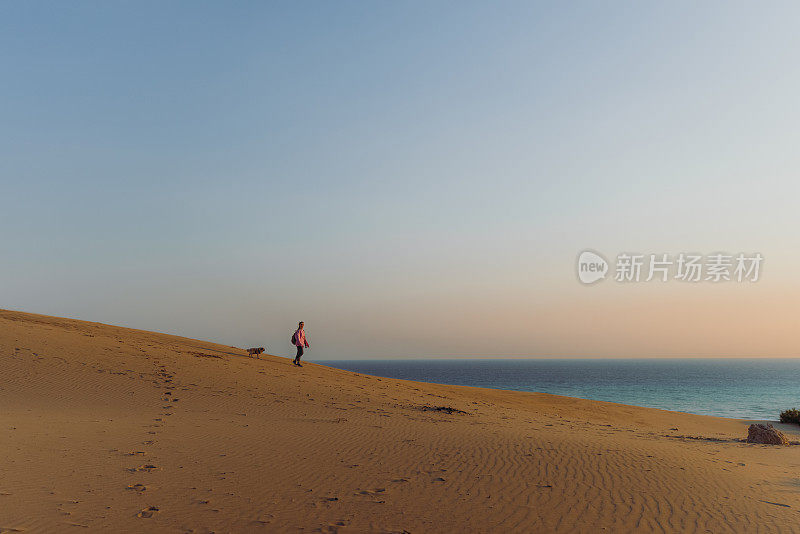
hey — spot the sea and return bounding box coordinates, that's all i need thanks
[320,358,800,420]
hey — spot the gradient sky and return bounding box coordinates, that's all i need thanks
[3,2,800,359]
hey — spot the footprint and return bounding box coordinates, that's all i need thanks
[137,506,159,518]
[127,464,159,473]
[357,488,386,496]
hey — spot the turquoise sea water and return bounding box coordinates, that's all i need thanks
[321,359,800,420]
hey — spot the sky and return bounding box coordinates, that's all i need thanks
[2,1,800,359]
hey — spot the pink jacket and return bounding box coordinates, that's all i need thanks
[293,328,309,348]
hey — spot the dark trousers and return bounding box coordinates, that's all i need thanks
[294,345,304,362]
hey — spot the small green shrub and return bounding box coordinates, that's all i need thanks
[779,408,800,424]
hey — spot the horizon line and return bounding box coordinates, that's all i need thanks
[311,355,800,361]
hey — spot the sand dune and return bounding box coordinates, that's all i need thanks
[1,309,799,533]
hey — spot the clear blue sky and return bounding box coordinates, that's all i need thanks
[3,2,800,359]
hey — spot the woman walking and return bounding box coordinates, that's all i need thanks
[292,321,310,366]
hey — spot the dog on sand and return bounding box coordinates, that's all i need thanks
[246,347,265,357]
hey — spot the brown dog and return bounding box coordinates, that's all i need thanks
[246,347,265,357]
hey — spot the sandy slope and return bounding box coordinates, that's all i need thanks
[1,310,799,533]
